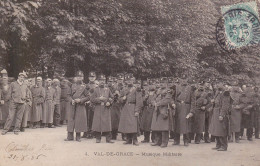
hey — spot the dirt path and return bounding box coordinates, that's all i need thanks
[0,126,259,166]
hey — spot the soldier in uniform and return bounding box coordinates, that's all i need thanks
[118,74,143,146]
[173,77,195,146]
[240,84,255,141]
[192,85,209,144]
[0,70,10,129]
[91,74,114,143]
[43,78,56,128]
[0,85,4,127]
[140,85,156,143]
[209,84,232,151]
[65,71,90,142]
[31,77,45,128]
[229,86,243,143]
[2,71,30,135]
[60,78,72,125]
[252,87,259,139]
[53,79,61,127]
[151,82,175,148]
[203,81,214,143]
[82,72,96,139]
[109,75,124,140]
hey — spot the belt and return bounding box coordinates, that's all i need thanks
[177,100,190,104]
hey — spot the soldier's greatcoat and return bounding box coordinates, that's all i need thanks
[43,86,55,123]
[140,93,156,131]
[175,84,195,134]
[91,86,113,132]
[118,86,143,133]
[31,85,45,122]
[230,88,243,132]
[209,91,231,137]
[151,90,174,131]
[60,84,72,121]
[192,90,208,133]
[67,84,89,133]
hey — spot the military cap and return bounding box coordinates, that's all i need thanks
[125,73,135,80]
[53,78,60,82]
[46,78,52,82]
[89,72,96,77]
[36,77,43,81]
[76,70,84,77]
[98,74,106,80]
[18,71,27,77]
[1,69,7,74]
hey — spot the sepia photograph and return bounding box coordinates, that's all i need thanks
[0,0,260,166]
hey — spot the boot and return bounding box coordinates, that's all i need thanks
[76,132,81,142]
[106,132,114,143]
[64,132,74,141]
[141,131,150,143]
[132,134,139,146]
[160,131,169,148]
[123,134,132,144]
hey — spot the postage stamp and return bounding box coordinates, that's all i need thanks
[216,1,260,51]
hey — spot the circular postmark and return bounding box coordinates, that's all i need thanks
[216,8,260,51]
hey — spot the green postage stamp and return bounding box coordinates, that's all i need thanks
[216,1,260,51]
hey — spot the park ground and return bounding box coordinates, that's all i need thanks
[0,126,260,166]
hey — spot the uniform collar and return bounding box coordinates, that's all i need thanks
[17,80,23,86]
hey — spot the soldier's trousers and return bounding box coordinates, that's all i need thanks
[216,136,228,150]
[174,133,189,143]
[3,102,25,132]
[255,128,259,138]
[195,133,203,143]
[111,129,118,139]
[240,128,253,138]
[95,132,112,142]
[125,133,138,143]
[153,131,169,146]
[67,132,81,140]
[204,115,210,141]
[53,104,61,126]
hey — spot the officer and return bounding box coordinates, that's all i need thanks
[91,74,114,143]
[82,72,97,139]
[118,74,143,146]
[65,71,90,142]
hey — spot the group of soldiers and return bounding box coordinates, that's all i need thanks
[0,69,259,152]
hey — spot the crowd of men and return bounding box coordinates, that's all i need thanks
[0,69,259,152]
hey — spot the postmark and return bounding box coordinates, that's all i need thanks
[216,2,260,51]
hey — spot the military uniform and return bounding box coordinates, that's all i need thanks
[91,82,114,143]
[0,77,10,128]
[192,87,209,144]
[60,80,72,124]
[66,82,89,142]
[110,81,124,139]
[53,80,61,126]
[230,87,243,142]
[118,80,143,146]
[43,84,56,127]
[209,88,232,151]
[174,81,195,146]
[151,87,175,148]
[31,83,45,127]
[140,85,156,143]
[240,88,255,140]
